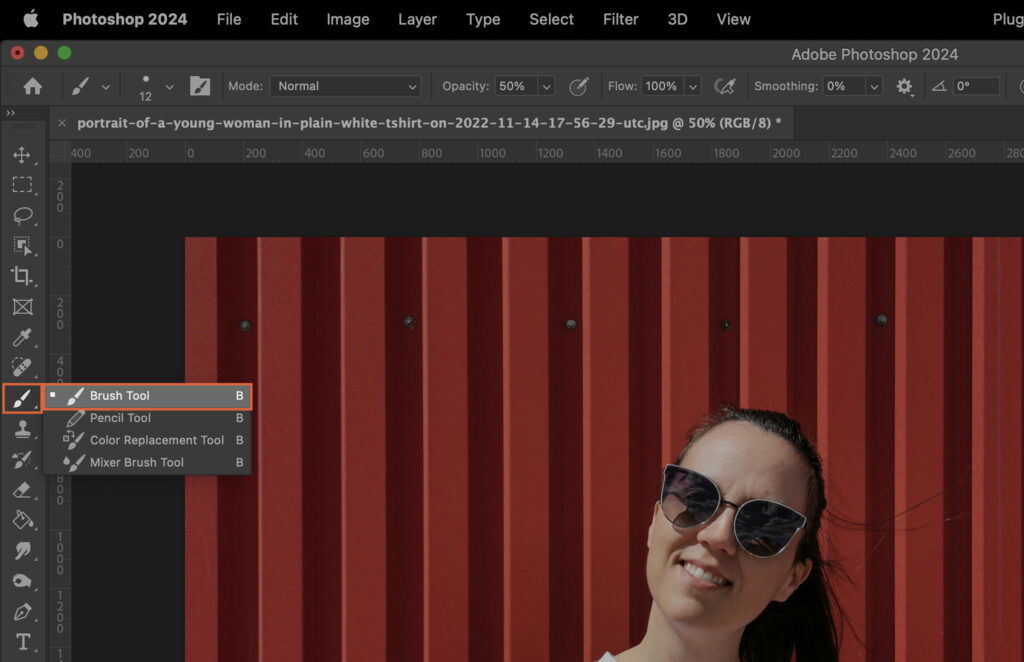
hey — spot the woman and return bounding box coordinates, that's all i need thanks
[599,405,840,662]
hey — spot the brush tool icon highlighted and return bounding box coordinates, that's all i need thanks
[66,387,85,406]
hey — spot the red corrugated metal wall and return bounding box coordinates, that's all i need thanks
[184,237,1022,662]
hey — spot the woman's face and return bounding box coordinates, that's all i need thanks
[646,421,813,634]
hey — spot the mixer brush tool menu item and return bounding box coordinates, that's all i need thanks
[6,383,253,476]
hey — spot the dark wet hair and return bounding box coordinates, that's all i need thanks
[675,403,841,662]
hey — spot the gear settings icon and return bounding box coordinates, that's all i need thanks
[896,78,914,96]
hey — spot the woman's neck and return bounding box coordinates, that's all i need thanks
[617,605,743,662]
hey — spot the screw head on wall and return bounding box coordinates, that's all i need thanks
[239,320,253,332]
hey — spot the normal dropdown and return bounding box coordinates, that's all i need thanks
[270,75,422,97]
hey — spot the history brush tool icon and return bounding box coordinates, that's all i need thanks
[12,450,32,469]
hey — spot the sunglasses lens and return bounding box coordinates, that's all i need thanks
[735,500,805,557]
[661,467,719,528]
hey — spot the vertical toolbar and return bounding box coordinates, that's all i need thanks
[2,112,47,659]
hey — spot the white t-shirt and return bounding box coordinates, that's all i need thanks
[597,653,617,662]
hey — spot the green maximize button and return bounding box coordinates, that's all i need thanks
[57,45,72,60]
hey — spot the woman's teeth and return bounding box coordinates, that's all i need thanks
[682,562,729,586]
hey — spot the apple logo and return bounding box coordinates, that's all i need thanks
[24,9,39,28]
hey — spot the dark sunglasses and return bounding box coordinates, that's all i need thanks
[660,464,807,558]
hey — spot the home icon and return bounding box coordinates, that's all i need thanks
[23,78,42,95]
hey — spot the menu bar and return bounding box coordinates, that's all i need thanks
[3,7,1024,39]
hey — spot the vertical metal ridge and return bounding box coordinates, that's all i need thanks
[501,238,550,661]
[865,238,895,660]
[659,238,710,465]
[971,238,1022,661]
[739,238,789,410]
[547,238,583,662]
[467,238,504,662]
[709,238,740,406]
[788,238,818,440]
[816,238,869,661]
[893,238,946,661]
[301,238,342,661]
[628,238,661,644]
[582,238,631,661]
[184,237,219,662]
[422,238,469,661]
[385,237,424,662]
[216,237,259,661]
[340,238,387,662]
[256,238,304,661]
